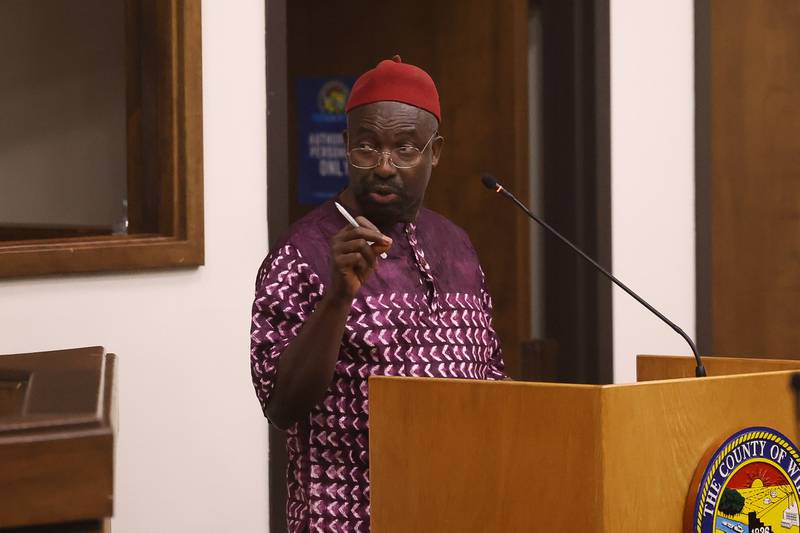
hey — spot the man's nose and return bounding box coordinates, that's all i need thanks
[373,152,396,178]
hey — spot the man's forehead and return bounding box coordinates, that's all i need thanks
[348,101,437,131]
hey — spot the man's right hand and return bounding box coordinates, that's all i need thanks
[328,216,392,303]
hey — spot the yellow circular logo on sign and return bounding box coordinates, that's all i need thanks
[690,427,800,533]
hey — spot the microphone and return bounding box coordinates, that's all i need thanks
[480,174,707,378]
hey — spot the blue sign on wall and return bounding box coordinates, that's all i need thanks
[296,77,355,205]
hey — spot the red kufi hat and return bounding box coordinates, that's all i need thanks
[345,55,441,123]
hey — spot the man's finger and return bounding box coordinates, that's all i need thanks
[331,225,355,245]
[338,226,392,248]
[336,239,377,265]
[356,216,391,242]
[337,253,371,277]
[370,240,391,255]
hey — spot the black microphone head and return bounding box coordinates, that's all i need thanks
[481,174,498,190]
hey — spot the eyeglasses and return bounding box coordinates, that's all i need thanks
[347,131,439,169]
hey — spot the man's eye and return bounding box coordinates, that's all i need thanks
[396,146,417,154]
[357,143,376,150]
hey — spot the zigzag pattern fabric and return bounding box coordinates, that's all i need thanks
[251,200,505,533]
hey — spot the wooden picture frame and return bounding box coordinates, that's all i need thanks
[0,0,204,278]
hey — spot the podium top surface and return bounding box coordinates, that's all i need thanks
[370,353,800,392]
[0,346,115,440]
[637,353,800,382]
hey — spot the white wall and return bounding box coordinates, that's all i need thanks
[610,0,696,383]
[0,1,270,531]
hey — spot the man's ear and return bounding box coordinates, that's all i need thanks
[342,129,348,147]
[431,135,444,167]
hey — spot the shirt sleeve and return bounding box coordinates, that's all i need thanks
[250,244,324,418]
[479,266,507,380]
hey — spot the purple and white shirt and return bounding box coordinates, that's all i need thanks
[250,199,505,533]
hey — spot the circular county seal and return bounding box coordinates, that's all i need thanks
[688,427,800,533]
[317,80,349,115]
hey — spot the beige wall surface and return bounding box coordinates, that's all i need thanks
[0,1,270,531]
[610,0,696,383]
[0,0,126,228]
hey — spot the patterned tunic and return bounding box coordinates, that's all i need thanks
[250,199,505,533]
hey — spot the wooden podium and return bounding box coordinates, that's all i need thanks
[368,355,800,532]
[0,347,116,532]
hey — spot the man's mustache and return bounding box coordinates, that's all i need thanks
[361,183,405,198]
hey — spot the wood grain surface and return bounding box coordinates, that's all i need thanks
[369,363,800,532]
[709,0,800,357]
[0,347,116,529]
[638,354,800,381]
[369,377,601,532]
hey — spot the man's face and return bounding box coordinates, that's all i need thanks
[342,101,442,228]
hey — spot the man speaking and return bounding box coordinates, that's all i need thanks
[250,56,506,533]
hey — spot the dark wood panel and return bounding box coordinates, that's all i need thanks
[1,519,108,533]
[265,1,290,530]
[125,0,147,234]
[287,0,530,376]
[0,225,110,241]
[709,0,800,356]
[127,0,186,237]
[0,348,116,529]
[694,0,712,355]
[539,0,612,384]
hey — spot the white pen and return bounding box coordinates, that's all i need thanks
[334,201,388,259]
